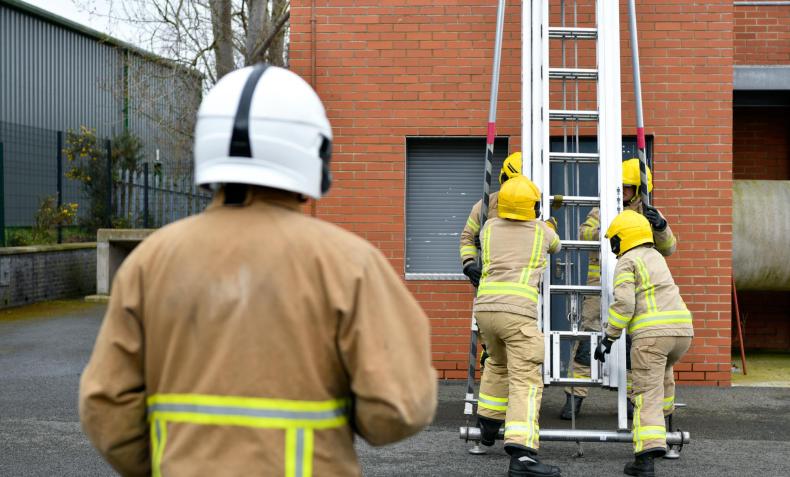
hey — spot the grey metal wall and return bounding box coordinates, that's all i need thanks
[0,1,201,227]
[405,137,509,276]
[0,4,123,136]
[127,53,201,174]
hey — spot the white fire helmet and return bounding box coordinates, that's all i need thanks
[194,64,333,199]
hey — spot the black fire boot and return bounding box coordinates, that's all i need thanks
[624,448,665,477]
[627,398,634,420]
[477,416,503,447]
[559,393,584,420]
[507,446,562,477]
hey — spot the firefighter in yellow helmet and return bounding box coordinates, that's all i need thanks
[474,175,563,477]
[594,210,693,477]
[79,65,437,476]
[561,158,677,420]
[459,151,523,288]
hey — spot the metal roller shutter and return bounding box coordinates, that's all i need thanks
[405,137,509,278]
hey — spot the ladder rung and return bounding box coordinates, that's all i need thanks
[550,378,603,386]
[549,285,601,295]
[548,27,598,40]
[550,330,602,338]
[549,152,600,164]
[559,240,600,251]
[549,110,599,122]
[550,195,599,207]
[549,68,598,80]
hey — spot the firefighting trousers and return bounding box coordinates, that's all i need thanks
[475,311,544,451]
[630,335,692,454]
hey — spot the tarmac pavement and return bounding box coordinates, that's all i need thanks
[1,302,789,476]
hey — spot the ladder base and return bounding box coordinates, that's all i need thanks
[460,427,691,445]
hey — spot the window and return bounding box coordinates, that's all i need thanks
[405,137,509,278]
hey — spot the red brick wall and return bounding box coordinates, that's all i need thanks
[733,291,790,351]
[735,4,790,65]
[290,0,733,386]
[733,106,790,180]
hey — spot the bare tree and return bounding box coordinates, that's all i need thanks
[80,0,291,85]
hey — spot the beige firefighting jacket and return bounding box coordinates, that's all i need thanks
[579,203,677,287]
[79,188,437,477]
[459,192,499,266]
[473,217,561,318]
[605,245,694,340]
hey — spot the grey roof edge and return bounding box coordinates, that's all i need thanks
[734,65,790,91]
[1,0,202,80]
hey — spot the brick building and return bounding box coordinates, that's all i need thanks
[290,0,790,386]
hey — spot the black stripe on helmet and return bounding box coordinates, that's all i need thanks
[229,63,270,158]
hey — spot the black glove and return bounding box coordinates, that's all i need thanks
[474,235,481,250]
[594,335,615,363]
[480,345,489,368]
[643,205,667,231]
[463,262,482,288]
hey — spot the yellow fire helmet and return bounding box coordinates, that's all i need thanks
[499,152,522,185]
[498,175,541,221]
[622,158,653,198]
[605,210,654,256]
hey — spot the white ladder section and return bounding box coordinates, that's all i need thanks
[522,0,628,431]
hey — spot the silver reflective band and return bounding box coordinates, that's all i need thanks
[148,403,346,421]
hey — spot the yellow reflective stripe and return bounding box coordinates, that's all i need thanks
[477,282,539,302]
[151,418,167,477]
[608,308,630,329]
[285,427,298,477]
[478,392,508,412]
[479,392,508,403]
[467,216,480,233]
[656,234,676,251]
[530,227,545,270]
[550,235,560,251]
[635,258,658,313]
[636,425,667,441]
[518,225,544,285]
[481,226,492,280]
[460,245,478,258]
[629,310,693,332]
[587,217,600,227]
[286,428,314,477]
[663,396,675,410]
[148,395,345,477]
[633,394,643,452]
[528,385,539,449]
[147,394,349,429]
[615,272,635,286]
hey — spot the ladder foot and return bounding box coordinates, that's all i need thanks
[468,443,488,455]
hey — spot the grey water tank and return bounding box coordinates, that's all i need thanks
[734,180,790,290]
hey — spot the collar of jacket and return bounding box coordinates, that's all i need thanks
[207,186,303,212]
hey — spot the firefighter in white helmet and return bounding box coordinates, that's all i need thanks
[459,151,523,288]
[561,158,677,420]
[474,175,563,477]
[79,64,437,476]
[595,210,693,477]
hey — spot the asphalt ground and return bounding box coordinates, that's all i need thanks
[1,301,789,476]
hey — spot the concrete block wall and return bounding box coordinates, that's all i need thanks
[0,244,96,309]
[291,0,734,385]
